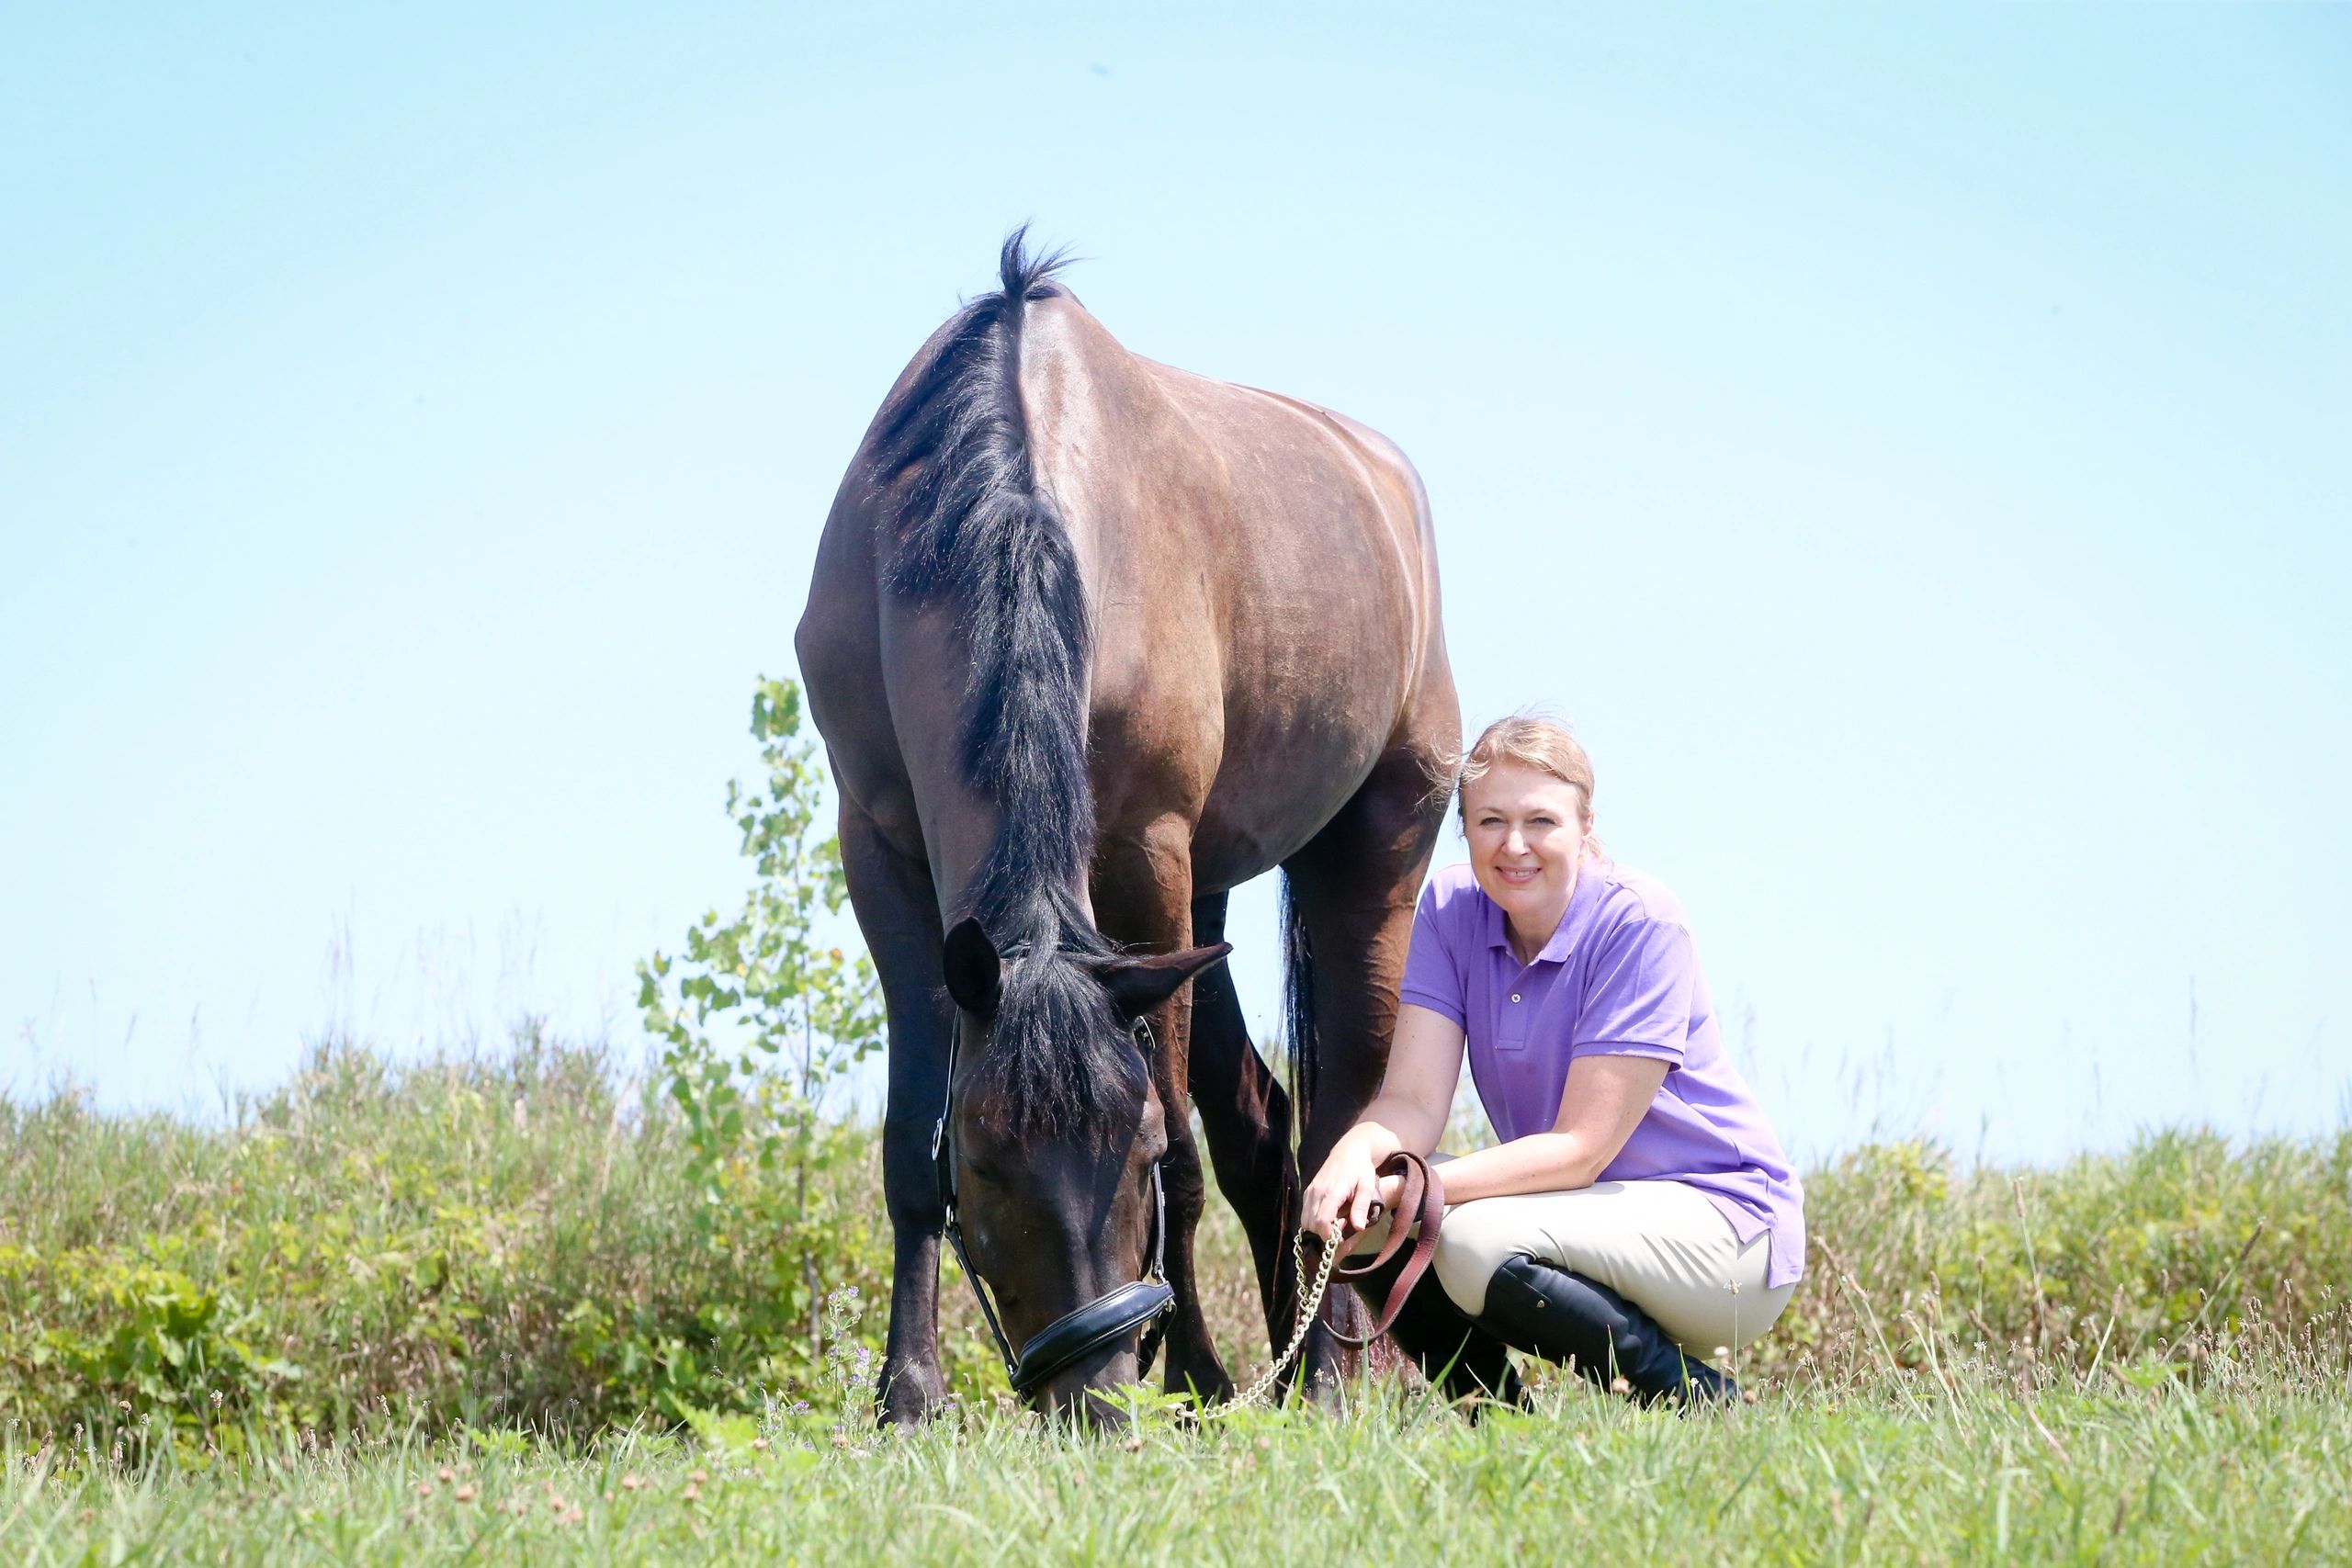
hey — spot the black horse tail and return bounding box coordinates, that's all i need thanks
[1279,870,1318,1124]
[1280,866,1379,1360]
[872,227,1095,952]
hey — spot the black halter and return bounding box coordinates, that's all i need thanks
[933,1016,1175,1396]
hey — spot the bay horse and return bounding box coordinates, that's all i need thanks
[795,231,1456,1421]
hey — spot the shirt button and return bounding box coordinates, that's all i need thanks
[1510,993,1521,1003]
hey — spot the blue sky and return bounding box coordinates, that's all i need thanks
[5,5,2346,1164]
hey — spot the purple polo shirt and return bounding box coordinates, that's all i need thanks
[1400,860,1805,1289]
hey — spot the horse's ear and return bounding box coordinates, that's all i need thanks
[1092,943,1234,1020]
[943,919,1002,1019]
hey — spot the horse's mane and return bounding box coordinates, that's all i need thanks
[872,229,1135,1135]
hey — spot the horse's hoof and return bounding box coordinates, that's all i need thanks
[1164,1364,1237,1407]
[875,1365,951,1427]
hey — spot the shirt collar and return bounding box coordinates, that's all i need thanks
[1483,858,1608,965]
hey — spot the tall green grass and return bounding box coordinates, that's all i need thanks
[3,1032,920,1447]
[4,1033,2346,1454]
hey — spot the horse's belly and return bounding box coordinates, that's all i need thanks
[1186,777,1362,891]
[1090,594,1422,895]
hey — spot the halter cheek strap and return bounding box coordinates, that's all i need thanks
[934,1019,1175,1395]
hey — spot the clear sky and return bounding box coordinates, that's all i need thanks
[5,5,2346,1165]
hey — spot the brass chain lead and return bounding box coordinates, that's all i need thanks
[1196,1227,1342,1419]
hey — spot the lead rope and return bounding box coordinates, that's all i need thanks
[1195,1147,1443,1418]
[1196,1224,1344,1419]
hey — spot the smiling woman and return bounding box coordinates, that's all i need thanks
[1303,712,1806,1409]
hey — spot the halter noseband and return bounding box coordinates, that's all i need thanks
[933,1016,1175,1395]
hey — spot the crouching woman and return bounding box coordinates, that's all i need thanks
[1304,714,1804,1407]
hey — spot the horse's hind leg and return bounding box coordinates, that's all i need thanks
[1187,890,1303,1370]
[838,803,955,1425]
[1281,741,1453,1396]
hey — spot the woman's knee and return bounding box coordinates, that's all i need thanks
[1430,1198,1532,1318]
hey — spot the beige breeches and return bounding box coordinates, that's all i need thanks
[1352,1168,1795,1355]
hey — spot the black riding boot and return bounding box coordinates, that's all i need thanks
[1352,1250,1525,1411]
[1475,1256,1737,1408]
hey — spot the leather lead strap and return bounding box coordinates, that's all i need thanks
[1320,1150,1447,1348]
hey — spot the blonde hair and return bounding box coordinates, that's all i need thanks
[1439,709,1605,862]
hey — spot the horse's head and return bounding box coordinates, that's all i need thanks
[939,917,1230,1421]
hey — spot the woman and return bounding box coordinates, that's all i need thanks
[1303,714,1804,1406]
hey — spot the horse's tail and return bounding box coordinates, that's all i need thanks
[1279,870,1318,1124]
[871,227,1091,948]
[1279,866,1382,1363]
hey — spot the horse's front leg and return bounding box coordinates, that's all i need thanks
[839,804,955,1425]
[1095,818,1233,1404]
[1187,890,1302,1370]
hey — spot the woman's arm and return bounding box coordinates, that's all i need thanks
[1301,1003,1465,1238]
[1433,1054,1668,1203]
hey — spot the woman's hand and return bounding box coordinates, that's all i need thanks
[1302,1131,1407,1240]
[1296,1006,1466,1240]
[1301,1142,1382,1241]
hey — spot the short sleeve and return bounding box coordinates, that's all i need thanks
[1396,878,1467,1029]
[1570,918,1696,1065]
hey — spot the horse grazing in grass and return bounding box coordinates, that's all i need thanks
[796,232,1456,1422]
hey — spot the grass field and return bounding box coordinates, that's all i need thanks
[6,1035,2349,1562]
[8,1368,2349,1564]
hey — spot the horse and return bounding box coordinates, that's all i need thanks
[795,231,1457,1422]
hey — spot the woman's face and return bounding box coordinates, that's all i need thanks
[1461,761,1589,930]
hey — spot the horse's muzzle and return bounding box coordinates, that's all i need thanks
[1009,1279,1174,1396]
